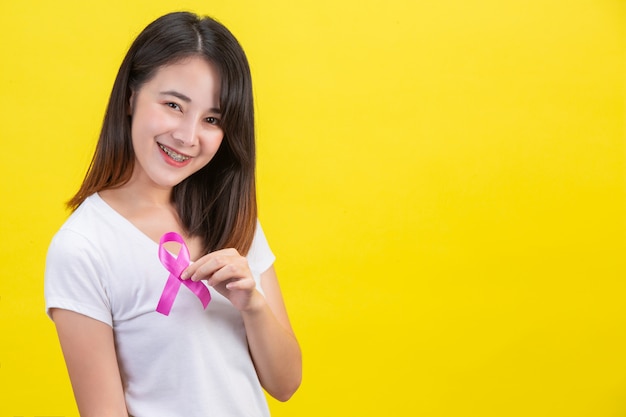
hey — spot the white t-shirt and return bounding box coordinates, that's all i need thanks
[45,193,274,417]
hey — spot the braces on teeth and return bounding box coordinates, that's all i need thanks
[159,143,190,162]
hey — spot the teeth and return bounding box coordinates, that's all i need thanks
[158,143,190,162]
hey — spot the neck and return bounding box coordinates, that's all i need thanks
[132,163,180,203]
[104,177,174,209]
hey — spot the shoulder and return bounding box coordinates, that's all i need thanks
[47,194,118,267]
[246,220,276,275]
[44,198,115,325]
[61,193,108,230]
[46,224,108,284]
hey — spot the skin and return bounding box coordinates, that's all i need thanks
[51,56,302,416]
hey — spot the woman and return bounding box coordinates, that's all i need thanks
[44,11,301,416]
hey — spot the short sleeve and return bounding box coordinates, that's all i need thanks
[246,221,276,277]
[44,229,113,326]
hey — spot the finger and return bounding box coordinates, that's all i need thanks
[181,259,212,280]
[181,248,241,280]
[191,254,249,282]
[205,261,250,286]
[225,276,256,291]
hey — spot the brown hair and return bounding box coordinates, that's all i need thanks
[68,12,257,254]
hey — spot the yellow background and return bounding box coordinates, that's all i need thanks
[1,0,624,416]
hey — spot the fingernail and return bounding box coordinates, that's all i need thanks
[180,271,189,280]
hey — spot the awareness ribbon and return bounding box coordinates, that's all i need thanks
[156,232,211,316]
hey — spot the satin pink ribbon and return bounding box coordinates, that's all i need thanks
[156,232,211,316]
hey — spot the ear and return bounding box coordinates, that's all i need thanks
[128,89,135,115]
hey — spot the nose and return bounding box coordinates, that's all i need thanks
[172,116,198,147]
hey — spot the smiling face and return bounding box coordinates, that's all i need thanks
[128,56,224,192]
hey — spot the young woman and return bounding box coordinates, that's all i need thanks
[44,11,301,416]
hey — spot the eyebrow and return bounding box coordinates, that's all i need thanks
[160,90,221,113]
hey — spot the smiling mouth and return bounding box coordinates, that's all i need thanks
[158,143,190,163]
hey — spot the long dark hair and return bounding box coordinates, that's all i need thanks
[68,12,257,254]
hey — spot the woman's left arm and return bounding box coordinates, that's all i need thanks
[182,253,302,400]
[241,265,302,401]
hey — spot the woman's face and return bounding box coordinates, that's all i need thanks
[128,56,224,191]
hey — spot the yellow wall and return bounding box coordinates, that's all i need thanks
[1,0,624,415]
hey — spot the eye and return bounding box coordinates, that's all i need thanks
[206,117,221,126]
[166,102,181,111]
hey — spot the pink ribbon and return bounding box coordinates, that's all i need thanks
[156,232,211,316]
